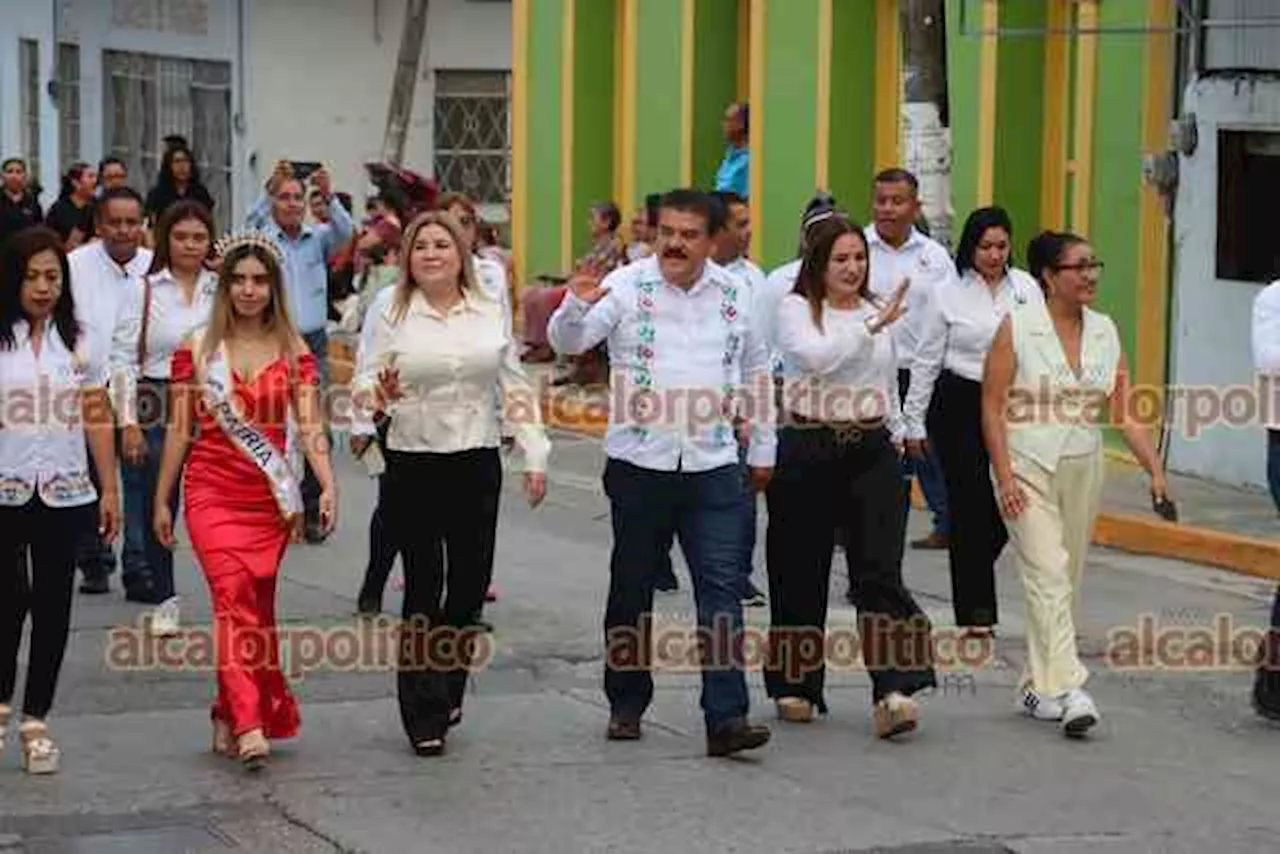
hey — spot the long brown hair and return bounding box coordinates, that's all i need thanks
[391,211,480,324]
[196,243,298,366]
[792,216,874,331]
[146,199,215,275]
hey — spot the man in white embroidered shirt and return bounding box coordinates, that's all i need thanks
[548,189,775,757]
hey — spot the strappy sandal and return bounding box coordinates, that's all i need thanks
[19,719,60,774]
[237,729,269,771]
[0,704,11,752]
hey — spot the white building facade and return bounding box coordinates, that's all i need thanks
[0,0,512,230]
[1167,0,1280,489]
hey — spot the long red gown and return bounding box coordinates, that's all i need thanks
[172,346,319,740]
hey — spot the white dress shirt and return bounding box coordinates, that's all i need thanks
[111,267,218,425]
[865,226,955,369]
[775,294,902,438]
[757,258,802,373]
[355,287,550,473]
[0,320,107,508]
[547,255,777,472]
[68,241,154,424]
[722,256,766,293]
[902,266,1043,439]
[1253,280,1280,430]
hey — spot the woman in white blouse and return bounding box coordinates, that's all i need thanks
[0,227,120,774]
[983,230,1168,738]
[904,206,1041,638]
[766,216,936,740]
[356,211,550,757]
[117,200,217,635]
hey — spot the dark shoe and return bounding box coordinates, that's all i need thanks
[124,585,166,605]
[304,522,328,544]
[356,599,381,617]
[606,715,642,741]
[910,531,949,550]
[79,576,110,595]
[414,736,446,757]
[706,721,770,757]
[741,583,767,608]
[1253,669,1280,722]
[654,576,679,593]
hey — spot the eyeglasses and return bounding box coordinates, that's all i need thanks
[1054,260,1104,273]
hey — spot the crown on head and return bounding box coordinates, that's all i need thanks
[213,228,286,269]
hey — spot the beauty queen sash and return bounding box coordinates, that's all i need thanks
[195,336,304,521]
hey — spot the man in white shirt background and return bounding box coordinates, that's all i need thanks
[547,189,775,757]
[865,168,954,553]
[1251,278,1280,720]
[67,187,154,598]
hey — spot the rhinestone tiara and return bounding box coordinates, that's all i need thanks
[213,228,286,269]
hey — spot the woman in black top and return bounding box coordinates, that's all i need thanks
[44,163,97,250]
[144,143,215,227]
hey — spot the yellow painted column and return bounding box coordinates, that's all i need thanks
[680,0,696,185]
[873,0,901,170]
[615,0,638,213]
[815,0,832,190]
[1136,0,1175,391]
[1040,0,1069,230]
[975,0,998,205]
[559,0,577,272]
[1071,0,1099,233]
[511,0,529,291]
[748,0,765,260]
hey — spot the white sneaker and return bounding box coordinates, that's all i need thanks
[148,596,181,638]
[1016,687,1065,721]
[1060,688,1100,738]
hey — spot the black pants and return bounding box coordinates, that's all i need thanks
[764,422,936,706]
[357,419,399,609]
[0,499,93,718]
[928,371,1004,627]
[386,447,501,744]
[1254,430,1280,710]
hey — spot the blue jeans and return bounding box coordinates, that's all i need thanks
[120,407,179,602]
[897,369,949,536]
[603,459,751,733]
[301,329,330,523]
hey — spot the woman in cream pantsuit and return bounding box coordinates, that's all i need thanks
[982,231,1169,739]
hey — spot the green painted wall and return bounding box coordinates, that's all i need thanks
[1089,1,1149,367]
[827,0,877,224]
[758,1,819,269]
[992,0,1046,244]
[572,0,617,260]
[693,0,739,192]
[635,0,684,198]
[526,0,565,279]
[945,0,981,228]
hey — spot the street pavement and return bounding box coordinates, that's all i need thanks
[2,429,1280,853]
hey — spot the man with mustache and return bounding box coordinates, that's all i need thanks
[548,189,776,757]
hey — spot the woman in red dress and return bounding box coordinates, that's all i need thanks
[152,234,337,770]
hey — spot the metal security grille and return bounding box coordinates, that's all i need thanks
[103,50,232,226]
[19,40,40,181]
[433,70,511,207]
[58,44,81,170]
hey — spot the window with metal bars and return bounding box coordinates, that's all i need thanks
[102,50,232,226]
[19,40,40,183]
[433,70,511,209]
[58,44,81,171]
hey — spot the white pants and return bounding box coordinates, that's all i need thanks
[1001,449,1105,697]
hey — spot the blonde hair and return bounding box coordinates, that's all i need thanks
[391,210,480,324]
[197,244,299,366]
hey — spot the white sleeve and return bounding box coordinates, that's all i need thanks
[903,284,948,440]
[109,280,144,426]
[1254,283,1280,374]
[775,296,874,376]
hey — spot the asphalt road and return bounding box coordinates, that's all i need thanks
[1,429,1279,854]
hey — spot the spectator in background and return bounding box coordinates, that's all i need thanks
[246,159,354,542]
[0,159,43,249]
[144,142,215,227]
[714,102,750,199]
[626,207,653,263]
[45,163,98,250]
[310,189,331,225]
[98,158,130,193]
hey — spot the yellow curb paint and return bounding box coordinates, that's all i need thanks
[1094,513,1280,581]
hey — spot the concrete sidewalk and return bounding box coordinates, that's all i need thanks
[535,375,1280,580]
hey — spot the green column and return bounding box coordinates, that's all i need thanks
[945,0,982,228]
[571,0,617,260]
[693,0,739,191]
[827,0,879,225]
[992,0,1047,241]
[634,0,685,197]
[524,0,566,279]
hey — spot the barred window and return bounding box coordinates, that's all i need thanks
[433,70,511,209]
[19,40,40,181]
[103,50,232,226]
[58,44,81,170]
